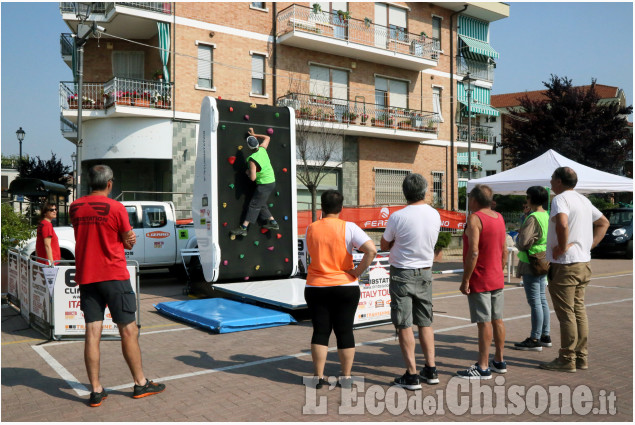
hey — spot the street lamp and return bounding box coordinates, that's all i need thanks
[73,2,94,198]
[16,127,25,162]
[462,72,476,181]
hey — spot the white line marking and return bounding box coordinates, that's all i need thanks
[590,273,633,280]
[32,345,90,395]
[435,313,472,321]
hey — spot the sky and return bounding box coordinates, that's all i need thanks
[1,1,633,168]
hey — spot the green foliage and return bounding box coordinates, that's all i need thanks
[502,75,633,174]
[1,204,35,261]
[493,194,526,212]
[588,195,617,211]
[435,231,452,250]
[458,186,467,210]
[17,152,71,186]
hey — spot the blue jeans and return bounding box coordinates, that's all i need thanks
[522,273,550,340]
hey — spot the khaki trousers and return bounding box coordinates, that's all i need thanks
[547,262,592,361]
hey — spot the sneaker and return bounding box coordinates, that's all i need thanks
[456,363,492,380]
[576,357,588,370]
[539,357,576,373]
[89,388,108,407]
[336,377,353,389]
[262,220,279,230]
[540,335,552,347]
[393,371,422,390]
[419,364,439,385]
[490,360,507,374]
[230,226,248,237]
[133,380,166,399]
[513,337,543,351]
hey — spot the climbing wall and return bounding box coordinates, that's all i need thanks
[193,97,298,283]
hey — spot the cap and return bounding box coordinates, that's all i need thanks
[246,136,259,150]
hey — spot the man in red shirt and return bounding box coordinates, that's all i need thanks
[70,165,165,407]
[457,184,508,379]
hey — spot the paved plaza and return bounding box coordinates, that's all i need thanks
[2,257,632,422]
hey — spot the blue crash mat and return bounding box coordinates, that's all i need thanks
[154,298,296,334]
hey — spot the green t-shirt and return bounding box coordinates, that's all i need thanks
[247,148,275,185]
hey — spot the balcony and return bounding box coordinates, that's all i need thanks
[59,78,173,125]
[456,56,495,82]
[60,33,74,68]
[276,4,440,71]
[456,123,495,148]
[277,93,440,143]
[457,169,483,179]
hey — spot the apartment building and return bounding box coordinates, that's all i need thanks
[491,84,630,174]
[58,2,509,216]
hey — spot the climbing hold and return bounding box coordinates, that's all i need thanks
[254,241,259,246]
[284,258,289,263]
[222,202,227,208]
[276,270,282,275]
[221,124,226,130]
[276,233,282,239]
[255,265,260,270]
[282,144,287,148]
[228,183,235,189]
[276,191,280,196]
[244,276,250,281]
[239,254,245,259]
[229,106,234,112]
[230,235,236,240]
[223,222,228,227]
[275,112,280,118]
[218,96,222,99]
[267,246,274,251]
[228,156,236,165]
[244,114,250,120]
[237,145,243,150]
[223,260,228,266]
[261,228,269,234]
[268,203,274,208]
[282,168,288,173]
[250,103,257,108]
[267,128,274,135]
[284,216,289,221]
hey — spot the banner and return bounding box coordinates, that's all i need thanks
[7,250,19,307]
[53,265,137,338]
[298,206,466,235]
[18,254,30,323]
[352,254,392,326]
[29,262,52,337]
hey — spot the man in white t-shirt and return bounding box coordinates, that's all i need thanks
[381,173,441,390]
[540,167,609,373]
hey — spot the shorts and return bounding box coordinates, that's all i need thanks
[467,288,504,323]
[79,279,137,325]
[389,266,433,328]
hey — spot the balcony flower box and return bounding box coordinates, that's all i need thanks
[360,114,369,125]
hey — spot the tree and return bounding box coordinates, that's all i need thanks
[1,204,35,261]
[502,75,633,174]
[17,152,71,187]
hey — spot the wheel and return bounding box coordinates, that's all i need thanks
[626,240,633,259]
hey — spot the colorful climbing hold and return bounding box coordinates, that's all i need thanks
[244,114,250,120]
[228,183,235,189]
[261,228,269,234]
[222,202,227,208]
[284,258,289,263]
[237,145,243,150]
[275,112,280,118]
[267,128,274,135]
[223,222,228,227]
[223,260,228,266]
[228,156,236,165]
[282,168,288,173]
[276,192,280,196]
[244,276,250,281]
[276,233,282,239]
[221,124,226,130]
[255,265,260,270]
[229,106,234,112]
[250,103,257,108]
[284,216,289,221]
[218,96,222,99]
[239,254,245,259]
[268,203,273,208]
[267,246,274,251]
[254,241,259,246]
[230,235,236,240]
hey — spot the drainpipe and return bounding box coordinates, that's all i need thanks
[272,2,277,104]
[449,4,468,210]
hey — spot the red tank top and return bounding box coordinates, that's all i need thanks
[462,210,506,293]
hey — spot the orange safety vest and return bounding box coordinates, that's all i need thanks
[306,217,356,287]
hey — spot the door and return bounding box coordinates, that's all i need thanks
[125,205,145,265]
[331,2,347,40]
[142,205,176,265]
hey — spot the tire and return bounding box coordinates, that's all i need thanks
[626,240,633,259]
[169,264,187,279]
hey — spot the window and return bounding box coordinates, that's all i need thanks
[432,16,442,49]
[143,206,167,228]
[432,87,443,121]
[432,172,444,208]
[375,168,410,205]
[197,44,213,89]
[251,2,264,9]
[251,54,265,95]
[375,4,407,42]
[375,77,408,111]
[309,64,348,101]
[296,167,341,211]
[126,206,142,229]
[486,170,496,176]
[112,51,144,79]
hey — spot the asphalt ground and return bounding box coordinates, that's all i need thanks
[1,256,632,422]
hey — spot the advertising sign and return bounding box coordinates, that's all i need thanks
[7,250,19,307]
[52,265,137,338]
[18,254,30,322]
[29,262,53,337]
[353,254,392,326]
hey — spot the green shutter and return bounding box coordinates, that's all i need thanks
[157,22,170,81]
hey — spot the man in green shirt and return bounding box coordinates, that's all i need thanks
[231,128,279,237]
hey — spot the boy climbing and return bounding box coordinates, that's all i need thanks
[231,127,279,237]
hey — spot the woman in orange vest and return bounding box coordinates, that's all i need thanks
[305,190,377,388]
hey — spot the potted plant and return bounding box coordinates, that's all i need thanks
[67,94,79,109]
[299,107,310,118]
[420,31,428,40]
[312,3,322,14]
[153,69,164,81]
[426,121,436,132]
[364,17,372,28]
[336,10,351,21]
[371,117,376,126]
[360,114,369,124]
[434,231,452,262]
[387,117,394,127]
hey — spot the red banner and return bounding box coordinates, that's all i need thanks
[297,206,466,235]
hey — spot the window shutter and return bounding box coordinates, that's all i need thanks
[310,65,330,97]
[390,80,408,109]
[198,45,212,87]
[251,54,264,79]
[433,87,443,121]
[389,6,406,28]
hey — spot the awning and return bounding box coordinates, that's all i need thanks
[459,100,500,117]
[8,178,69,198]
[457,153,482,166]
[458,35,499,60]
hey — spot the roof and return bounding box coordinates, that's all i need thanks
[492,84,621,109]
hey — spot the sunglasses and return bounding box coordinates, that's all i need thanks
[47,208,57,212]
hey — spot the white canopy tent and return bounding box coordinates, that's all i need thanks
[466,149,633,195]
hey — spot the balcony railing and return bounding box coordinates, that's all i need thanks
[60,2,107,14]
[456,123,494,145]
[60,2,171,16]
[60,116,77,133]
[60,33,74,57]
[457,169,483,179]
[59,78,172,111]
[277,4,440,61]
[277,92,440,133]
[456,56,495,82]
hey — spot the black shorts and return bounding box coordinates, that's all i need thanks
[79,279,137,325]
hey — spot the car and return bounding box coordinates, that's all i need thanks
[593,207,633,259]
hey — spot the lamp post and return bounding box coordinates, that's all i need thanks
[71,152,77,201]
[16,127,25,162]
[462,72,476,181]
[73,2,94,199]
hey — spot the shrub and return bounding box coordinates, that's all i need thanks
[435,231,452,251]
[1,204,35,261]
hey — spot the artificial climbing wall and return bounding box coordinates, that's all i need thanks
[193,97,297,283]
